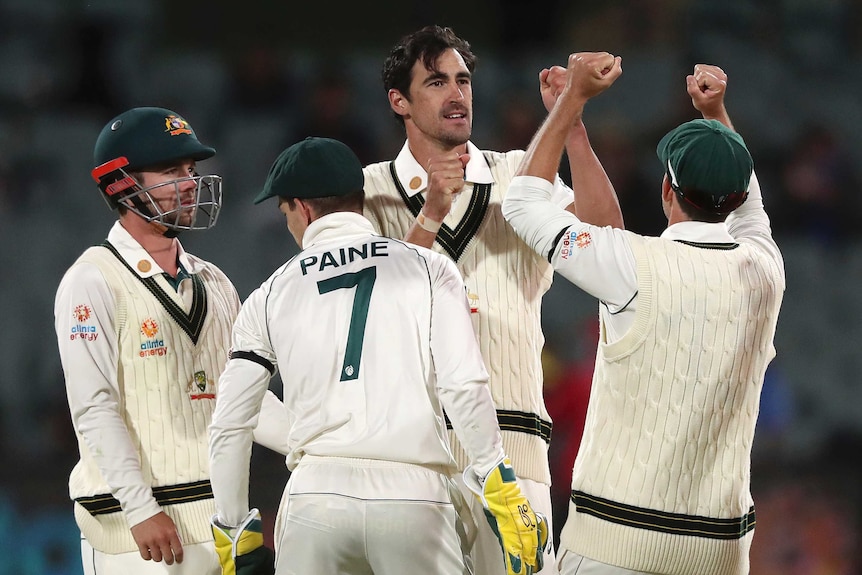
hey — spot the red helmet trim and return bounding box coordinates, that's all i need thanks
[91,157,131,183]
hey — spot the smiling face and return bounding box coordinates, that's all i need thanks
[392,48,473,152]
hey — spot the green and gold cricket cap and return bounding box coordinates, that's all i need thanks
[93,107,216,171]
[656,119,753,215]
[254,137,364,204]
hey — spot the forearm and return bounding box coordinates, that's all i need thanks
[75,404,162,527]
[252,390,292,456]
[701,104,733,130]
[439,383,505,478]
[210,427,254,526]
[516,99,584,183]
[564,121,623,228]
[402,221,439,248]
[210,359,271,526]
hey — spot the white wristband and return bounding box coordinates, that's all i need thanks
[416,212,443,234]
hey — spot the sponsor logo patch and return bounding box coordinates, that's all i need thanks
[560,230,593,260]
[70,304,98,341]
[139,318,168,357]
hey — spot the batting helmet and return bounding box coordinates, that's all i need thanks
[91,107,222,233]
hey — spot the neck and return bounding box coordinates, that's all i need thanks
[404,128,468,171]
[120,215,180,276]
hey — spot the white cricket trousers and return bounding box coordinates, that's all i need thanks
[274,455,473,575]
[452,472,557,575]
[558,549,653,575]
[80,537,219,575]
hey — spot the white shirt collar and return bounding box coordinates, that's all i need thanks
[302,212,378,249]
[392,140,494,197]
[107,221,202,277]
[660,220,735,243]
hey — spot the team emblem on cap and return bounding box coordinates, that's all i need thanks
[164,115,192,136]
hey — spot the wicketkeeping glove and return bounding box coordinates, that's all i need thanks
[465,457,549,575]
[211,508,275,575]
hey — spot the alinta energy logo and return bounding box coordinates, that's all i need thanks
[140,318,168,358]
[560,230,593,260]
[70,304,98,341]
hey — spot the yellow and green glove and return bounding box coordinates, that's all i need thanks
[211,508,275,575]
[466,458,549,575]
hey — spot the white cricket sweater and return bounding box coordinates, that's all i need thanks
[68,243,238,553]
[561,232,784,575]
[363,148,554,484]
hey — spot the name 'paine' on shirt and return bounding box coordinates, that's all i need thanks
[299,240,390,276]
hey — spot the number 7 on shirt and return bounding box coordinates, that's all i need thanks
[317,266,377,381]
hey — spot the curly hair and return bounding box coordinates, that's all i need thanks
[381,25,478,124]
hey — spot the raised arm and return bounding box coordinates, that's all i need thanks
[539,57,624,228]
[687,64,783,274]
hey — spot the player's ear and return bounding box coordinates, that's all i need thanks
[297,198,315,225]
[388,89,409,117]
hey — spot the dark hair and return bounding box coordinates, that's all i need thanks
[672,189,729,223]
[381,25,477,124]
[285,189,365,217]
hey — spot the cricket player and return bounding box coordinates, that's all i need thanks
[361,26,624,575]
[54,106,288,574]
[502,54,785,575]
[208,137,547,575]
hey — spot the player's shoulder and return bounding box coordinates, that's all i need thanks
[185,252,236,286]
[376,236,438,265]
[392,239,459,276]
[362,159,392,182]
[67,244,122,277]
[480,148,525,172]
[59,247,110,287]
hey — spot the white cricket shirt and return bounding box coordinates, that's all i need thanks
[210,212,504,526]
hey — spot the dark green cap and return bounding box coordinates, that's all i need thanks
[254,137,364,204]
[656,119,753,214]
[93,107,215,171]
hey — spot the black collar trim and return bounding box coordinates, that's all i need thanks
[102,241,208,344]
[389,161,490,261]
[673,240,739,250]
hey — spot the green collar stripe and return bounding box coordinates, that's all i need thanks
[102,241,208,344]
[389,161,490,262]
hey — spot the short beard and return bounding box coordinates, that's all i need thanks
[437,127,470,149]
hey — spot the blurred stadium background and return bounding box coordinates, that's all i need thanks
[1,0,860,572]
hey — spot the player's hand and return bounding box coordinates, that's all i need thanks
[687,64,728,121]
[539,65,568,112]
[423,152,470,222]
[211,509,275,575]
[562,52,622,104]
[465,457,549,575]
[130,511,184,564]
